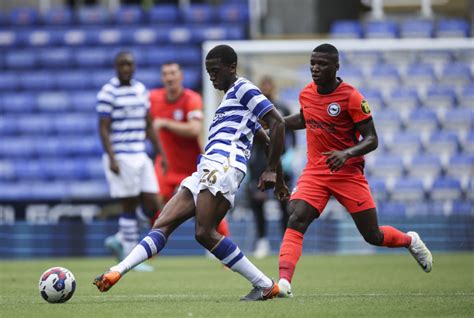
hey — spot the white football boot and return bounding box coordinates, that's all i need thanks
[277,278,294,298]
[407,231,433,273]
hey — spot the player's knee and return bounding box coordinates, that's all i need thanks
[362,230,384,246]
[194,226,211,246]
[287,211,314,233]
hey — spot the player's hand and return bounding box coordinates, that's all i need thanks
[109,159,120,174]
[274,182,290,201]
[322,150,349,172]
[257,170,277,191]
[152,118,167,130]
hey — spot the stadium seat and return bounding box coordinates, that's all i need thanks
[338,65,365,89]
[419,50,452,68]
[17,115,54,135]
[405,108,439,135]
[42,159,89,180]
[62,29,90,46]
[364,20,398,39]
[54,114,97,135]
[30,181,70,200]
[406,154,442,180]
[369,64,400,93]
[113,6,144,25]
[145,47,179,66]
[371,109,401,134]
[92,71,115,90]
[0,138,36,158]
[217,4,249,23]
[378,202,406,217]
[441,108,473,133]
[451,201,473,216]
[149,5,180,24]
[459,84,474,106]
[77,6,110,25]
[345,51,381,68]
[20,71,55,90]
[386,86,419,113]
[0,31,17,48]
[445,154,473,185]
[382,50,417,68]
[175,46,202,66]
[430,177,463,201]
[404,63,435,91]
[10,7,39,26]
[0,116,19,135]
[329,20,363,38]
[74,48,109,68]
[367,177,388,201]
[70,90,97,112]
[60,136,102,156]
[440,63,472,86]
[43,7,73,25]
[368,154,404,178]
[85,158,105,179]
[13,160,48,181]
[93,28,131,46]
[436,19,470,38]
[386,132,422,156]
[131,27,168,45]
[69,180,109,199]
[39,137,64,157]
[5,50,37,69]
[400,19,433,38]
[461,131,474,155]
[0,73,20,91]
[391,177,425,202]
[424,84,457,110]
[38,48,73,68]
[136,69,162,89]
[181,4,216,24]
[425,131,459,158]
[0,160,15,181]
[56,71,92,90]
[182,67,201,90]
[37,92,71,113]
[1,92,37,113]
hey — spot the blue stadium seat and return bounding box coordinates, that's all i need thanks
[378,202,406,217]
[37,92,71,113]
[54,114,97,135]
[462,131,474,155]
[38,48,73,68]
[329,20,363,38]
[0,138,36,158]
[182,67,201,89]
[382,50,418,67]
[17,115,54,135]
[369,64,400,92]
[420,50,453,67]
[371,109,401,134]
[338,65,365,88]
[145,47,179,66]
[10,7,39,26]
[70,90,97,112]
[400,19,433,38]
[445,154,473,185]
[224,25,246,40]
[0,31,17,48]
[436,19,469,38]
[42,159,88,180]
[386,86,419,112]
[459,84,474,106]
[405,108,439,134]
[136,70,161,89]
[92,71,114,90]
[218,4,249,23]
[30,181,70,200]
[62,29,91,46]
[20,72,55,90]
[346,51,381,68]
[391,177,425,202]
[404,63,435,89]
[43,7,73,25]
[451,201,473,216]
[149,5,180,24]
[56,71,91,90]
[131,27,167,45]
[0,160,15,181]
[181,4,215,24]
[92,28,131,46]
[13,160,48,181]
[424,84,457,110]
[406,154,442,180]
[77,6,110,25]
[0,116,19,135]
[0,182,32,201]
[430,177,462,201]
[60,136,102,156]
[74,48,109,68]
[175,46,202,66]
[367,177,388,201]
[1,92,37,113]
[0,73,20,91]
[386,132,422,156]
[369,155,404,178]
[113,6,144,25]
[425,131,459,157]
[442,108,473,133]
[39,137,64,157]
[5,50,37,69]
[440,63,472,86]
[24,29,59,47]
[365,20,398,39]
[85,158,105,179]
[69,180,109,199]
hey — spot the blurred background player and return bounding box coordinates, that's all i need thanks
[247,75,296,258]
[149,61,230,238]
[277,44,433,298]
[97,51,166,272]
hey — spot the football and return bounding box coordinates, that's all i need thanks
[38,267,76,303]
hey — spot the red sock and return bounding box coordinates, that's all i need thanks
[380,226,411,248]
[279,228,304,283]
[217,219,230,237]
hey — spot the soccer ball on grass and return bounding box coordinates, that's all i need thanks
[38,267,76,303]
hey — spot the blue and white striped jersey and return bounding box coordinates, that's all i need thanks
[203,77,274,173]
[96,77,149,155]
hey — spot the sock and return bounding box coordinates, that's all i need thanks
[380,226,412,248]
[119,213,139,256]
[279,228,304,283]
[216,219,230,237]
[110,229,167,274]
[211,236,272,288]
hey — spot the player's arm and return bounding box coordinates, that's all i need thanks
[284,110,306,130]
[259,108,286,190]
[98,117,119,174]
[323,118,378,172]
[146,112,168,173]
[154,117,202,138]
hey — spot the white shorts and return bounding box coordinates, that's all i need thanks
[103,153,158,198]
[180,157,244,208]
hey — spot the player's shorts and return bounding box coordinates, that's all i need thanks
[103,153,158,198]
[179,157,244,208]
[290,169,375,214]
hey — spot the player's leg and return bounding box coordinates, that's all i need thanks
[249,190,269,258]
[194,189,278,301]
[93,188,196,292]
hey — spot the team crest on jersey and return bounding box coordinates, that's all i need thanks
[361,100,371,114]
[327,103,341,117]
[173,110,184,121]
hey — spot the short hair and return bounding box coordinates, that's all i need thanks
[161,61,181,69]
[206,44,237,66]
[313,43,339,61]
[115,51,133,63]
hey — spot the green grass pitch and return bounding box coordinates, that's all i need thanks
[1,253,473,318]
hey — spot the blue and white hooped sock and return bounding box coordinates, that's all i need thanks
[118,213,139,256]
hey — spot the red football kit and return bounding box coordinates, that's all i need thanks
[290,80,376,213]
[149,88,203,201]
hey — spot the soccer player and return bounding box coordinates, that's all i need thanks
[149,62,230,237]
[277,44,433,298]
[97,51,166,272]
[94,44,288,301]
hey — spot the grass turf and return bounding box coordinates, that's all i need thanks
[0,253,473,318]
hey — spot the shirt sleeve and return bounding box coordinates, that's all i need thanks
[347,89,372,124]
[96,86,114,117]
[235,82,274,119]
[186,91,204,121]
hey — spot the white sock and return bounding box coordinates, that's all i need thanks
[229,254,273,288]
